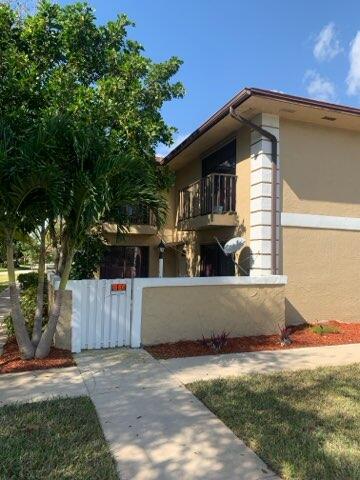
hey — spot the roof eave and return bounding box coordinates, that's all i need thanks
[163,87,252,164]
[163,87,360,165]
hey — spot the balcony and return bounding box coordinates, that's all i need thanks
[178,173,237,230]
[103,205,157,236]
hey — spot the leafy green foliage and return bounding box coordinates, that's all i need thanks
[3,315,13,336]
[0,0,184,357]
[4,279,48,337]
[1,0,183,244]
[70,232,106,280]
[17,271,38,290]
[310,324,340,335]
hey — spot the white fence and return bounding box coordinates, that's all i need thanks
[51,274,288,353]
[51,276,132,353]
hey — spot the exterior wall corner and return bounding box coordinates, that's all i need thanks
[250,113,280,276]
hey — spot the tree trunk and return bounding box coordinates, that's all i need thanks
[53,246,60,274]
[57,234,69,277]
[49,220,60,274]
[35,250,73,359]
[31,225,46,347]
[6,237,34,359]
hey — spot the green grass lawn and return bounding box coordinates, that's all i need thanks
[0,396,118,480]
[189,364,360,480]
[0,271,10,293]
[0,268,33,292]
[0,271,8,285]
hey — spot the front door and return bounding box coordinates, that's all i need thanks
[100,246,149,279]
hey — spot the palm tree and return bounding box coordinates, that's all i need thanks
[35,121,173,358]
[0,121,64,358]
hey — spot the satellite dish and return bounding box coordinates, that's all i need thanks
[223,237,246,255]
[214,236,248,275]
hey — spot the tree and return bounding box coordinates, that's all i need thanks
[0,120,64,358]
[0,1,184,358]
[70,229,106,280]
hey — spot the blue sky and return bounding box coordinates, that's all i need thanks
[58,0,360,153]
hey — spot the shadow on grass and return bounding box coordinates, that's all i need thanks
[0,396,118,480]
[189,364,360,480]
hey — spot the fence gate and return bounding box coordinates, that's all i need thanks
[70,278,132,353]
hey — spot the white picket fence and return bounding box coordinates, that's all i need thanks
[51,276,133,353]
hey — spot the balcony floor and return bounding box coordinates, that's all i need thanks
[103,223,157,235]
[177,213,238,231]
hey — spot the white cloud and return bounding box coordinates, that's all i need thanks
[346,31,360,96]
[156,132,190,157]
[313,23,342,61]
[304,70,336,102]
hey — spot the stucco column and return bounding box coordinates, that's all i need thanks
[249,113,280,275]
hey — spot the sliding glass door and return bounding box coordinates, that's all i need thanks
[100,246,149,279]
[200,243,234,277]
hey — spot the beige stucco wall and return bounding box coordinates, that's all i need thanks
[283,227,360,325]
[141,284,285,344]
[173,127,251,276]
[234,127,251,248]
[51,287,72,351]
[280,118,360,325]
[281,119,360,217]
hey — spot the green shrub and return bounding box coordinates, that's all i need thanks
[3,314,15,337]
[17,272,38,290]
[71,232,105,280]
[310,324,340,335]
[4,282,48,337]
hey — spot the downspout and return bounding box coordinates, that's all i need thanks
[229,106,278,275]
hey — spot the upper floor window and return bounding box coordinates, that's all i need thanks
[202,139,236,177]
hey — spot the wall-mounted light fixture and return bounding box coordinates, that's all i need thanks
[158,239,166,277]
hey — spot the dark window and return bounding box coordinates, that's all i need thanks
[121,205,153,225]
[200,243,234,277]
[100,246,149,279]
[202,140,236,177]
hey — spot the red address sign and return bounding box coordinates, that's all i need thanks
[111,283,127,292]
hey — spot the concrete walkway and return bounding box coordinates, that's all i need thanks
[160,343,360,384]
[76,348,279,480]
[0,366,87,406]
[0,287,10,317]
[2,344,359,479]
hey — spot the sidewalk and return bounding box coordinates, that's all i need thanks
[0,366,87,406]
[76,348,279,480]
[160,343,360,384]
[0,287,10,317]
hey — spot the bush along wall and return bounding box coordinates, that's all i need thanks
[17,272,39,290]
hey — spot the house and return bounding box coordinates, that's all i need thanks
[101,87,360,327]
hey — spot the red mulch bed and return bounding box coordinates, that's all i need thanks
[0,337,75,374]
[145,321,360,359]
